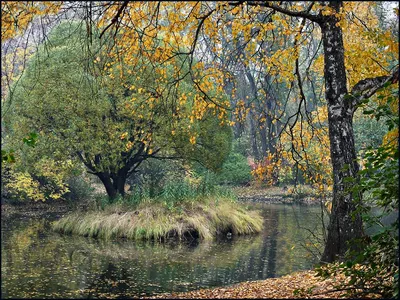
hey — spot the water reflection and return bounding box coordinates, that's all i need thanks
[1,203,324,298]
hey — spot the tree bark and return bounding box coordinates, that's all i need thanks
[319,2,364,263]
[249,0,398,264]
[116,167,128,196]
[97,171,128,201]
[249,110,260,160]
[97,172,118,200]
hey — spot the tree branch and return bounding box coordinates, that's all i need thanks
[241,1,322,23]
[351,66,399,107]
[76,151,96,173]
[99,0,129,39]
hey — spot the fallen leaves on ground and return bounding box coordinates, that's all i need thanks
[150,270,381,299]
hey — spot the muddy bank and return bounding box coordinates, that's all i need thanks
[234,186,331,205]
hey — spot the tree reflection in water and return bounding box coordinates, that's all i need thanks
[1,203,324,298]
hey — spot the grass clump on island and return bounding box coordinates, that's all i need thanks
[52,180,263,241]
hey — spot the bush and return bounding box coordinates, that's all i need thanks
[127,159,185,198]
[214,152,251,185]
[64,175,95,206]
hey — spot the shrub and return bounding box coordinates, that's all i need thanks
[64,175,95,206]
[214,152,251,185]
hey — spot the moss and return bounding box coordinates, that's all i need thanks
[52,197,263,241]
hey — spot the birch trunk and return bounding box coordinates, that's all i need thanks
[319,2,364,262]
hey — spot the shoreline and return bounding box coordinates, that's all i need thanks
[1,185,327,217]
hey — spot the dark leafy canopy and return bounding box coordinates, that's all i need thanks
[4,21,232,199]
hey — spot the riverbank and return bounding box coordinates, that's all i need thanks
[150,269,380,299]
[233,185,331,204]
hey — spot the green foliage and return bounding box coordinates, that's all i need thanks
[64,175,95,207]
[173,112,233,172]
[2,149,15,163]
[3,21,232,200]
[109,174,236,211]
[22,132,38,148]
[214,152,251,185]
[128,158,226,202]
[353,111,389,153]
[1,132,36,163]
[157,177,236,206]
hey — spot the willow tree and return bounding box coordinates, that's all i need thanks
[4,21,232,200]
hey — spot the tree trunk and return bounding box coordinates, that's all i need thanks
[115,168,128,196]
[97,172,118,200]
[319,3,364,263]
[97,170,128,201]
[249,110,260,161]
[259,115,268,157]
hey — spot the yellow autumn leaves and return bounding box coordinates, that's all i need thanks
[1,1,61,41]
[6,158,72,202]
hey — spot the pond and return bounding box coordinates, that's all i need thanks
[1,203,325,299]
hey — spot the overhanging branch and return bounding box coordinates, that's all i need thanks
[351,66,399,108]
[99,0,129,39]
[242,1,321,23]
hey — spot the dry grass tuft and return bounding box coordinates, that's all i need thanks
[52,197,263,241]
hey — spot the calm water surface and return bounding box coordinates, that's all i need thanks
[1,203,325,298]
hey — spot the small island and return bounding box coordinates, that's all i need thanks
[52,195,263,241]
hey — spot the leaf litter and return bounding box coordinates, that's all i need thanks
[148,270,382,299]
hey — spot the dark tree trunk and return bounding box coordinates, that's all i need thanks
[259,116,268,157]
[76,146,144,201]
[319,2,364,263]
[116,168,128,196]
[97,169,128,201]
[249,110,260,161]
[97,172,118,200]
[265,92,277,156]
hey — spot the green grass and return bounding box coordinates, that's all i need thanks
[52,196,263,241]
